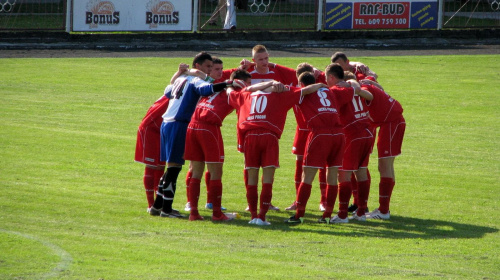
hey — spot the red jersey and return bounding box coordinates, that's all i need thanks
[361,84,403,125]
[191,90,234,126]
[331,85,370,134]
[292,72,328,130]
[139,95,169,129]
[297,87,342,130]
[247,64,298,86]
[316,72,327,84]
[228,86,302,138]
[214,69,235,84]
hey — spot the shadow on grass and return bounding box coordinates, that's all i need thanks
[225,213,498,239]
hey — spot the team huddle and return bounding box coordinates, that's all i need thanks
[134,45,406,226]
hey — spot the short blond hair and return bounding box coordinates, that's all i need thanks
[343,71,356,81]
[252,44,268,57]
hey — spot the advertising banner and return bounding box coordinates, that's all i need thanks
[72,0,192,31]
[325,0,437,30]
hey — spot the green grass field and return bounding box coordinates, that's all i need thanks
[1,54,499,279]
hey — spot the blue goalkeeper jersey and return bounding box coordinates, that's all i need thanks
[162,75,215,123]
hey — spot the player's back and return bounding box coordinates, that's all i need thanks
[191,90,234,126]
[331,85,370,134]
[163,75,213,123]
[229,87,302,138]
[362,84,403,124]
[298,87,342,130]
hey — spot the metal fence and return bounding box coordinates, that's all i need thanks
[0,0,498,31]
[442,0,499,28]
[198,0,318,31]
[0,0,65,30]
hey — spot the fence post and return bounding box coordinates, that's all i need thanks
[437,0,443,30]
[193,0,199,32]
[66,0,72,33]
[317,0,324,31]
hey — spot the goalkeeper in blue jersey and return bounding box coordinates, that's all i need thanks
[149,52,234,218]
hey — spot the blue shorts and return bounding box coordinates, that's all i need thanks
[160,121,188,165]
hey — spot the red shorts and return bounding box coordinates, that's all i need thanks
[292,126,309,156]
[341,128,374,171]
[303,129,345,168]
[135,125,165,167]
[184,122,224,163]
[376,115,406,158]
[243,129,280,169]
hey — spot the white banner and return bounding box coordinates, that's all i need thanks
[72,0,192,31]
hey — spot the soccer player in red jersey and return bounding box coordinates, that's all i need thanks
[184,70,251,222]
[284,72,345,225]
[325,63,374,223]
[184,57,231,212]
[331,52,378,81]
[227,76,325,226]
[238,45,299,211]
[240,44,298,86]
[286,62,329,212]
[332,52,377,212]
[135,95,169,212]
[359,79,405,220]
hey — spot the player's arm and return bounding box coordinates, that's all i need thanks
[169,63,189,84]
[348,80,373,101]
[360,79,384,90]
[245,80,275,92]
[239,59,254,71]
[300,83,329,96]
[195,80,232,96]
[187,68,215,83]
[353,62,378,80]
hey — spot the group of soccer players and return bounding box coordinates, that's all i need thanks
[134,45,405,226]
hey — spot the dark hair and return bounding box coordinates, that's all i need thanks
[192,52,213,68]
[296,62,314,77]
[230,69,252,81]
[325,63,344,80]
[298,72,316,86]
[212,57,223,65]
[331,52,348,63]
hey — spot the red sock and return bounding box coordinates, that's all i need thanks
[338,181,352,219]
[294,160,302,193]
[246,185,258,219]
[143,167,156,208]
[351,173,358,205]
[244,169,248,186]
[188,178,201,214]
[205,171,211,204]
[319,168,327,205]
[209,179,223,217]
[185,170,192,203]
[153,169,164,194]
[379,177,395,214]
[258,183,273,221]
[356,180,370,216]
[295,182,312,218]
[322,184,338,218]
